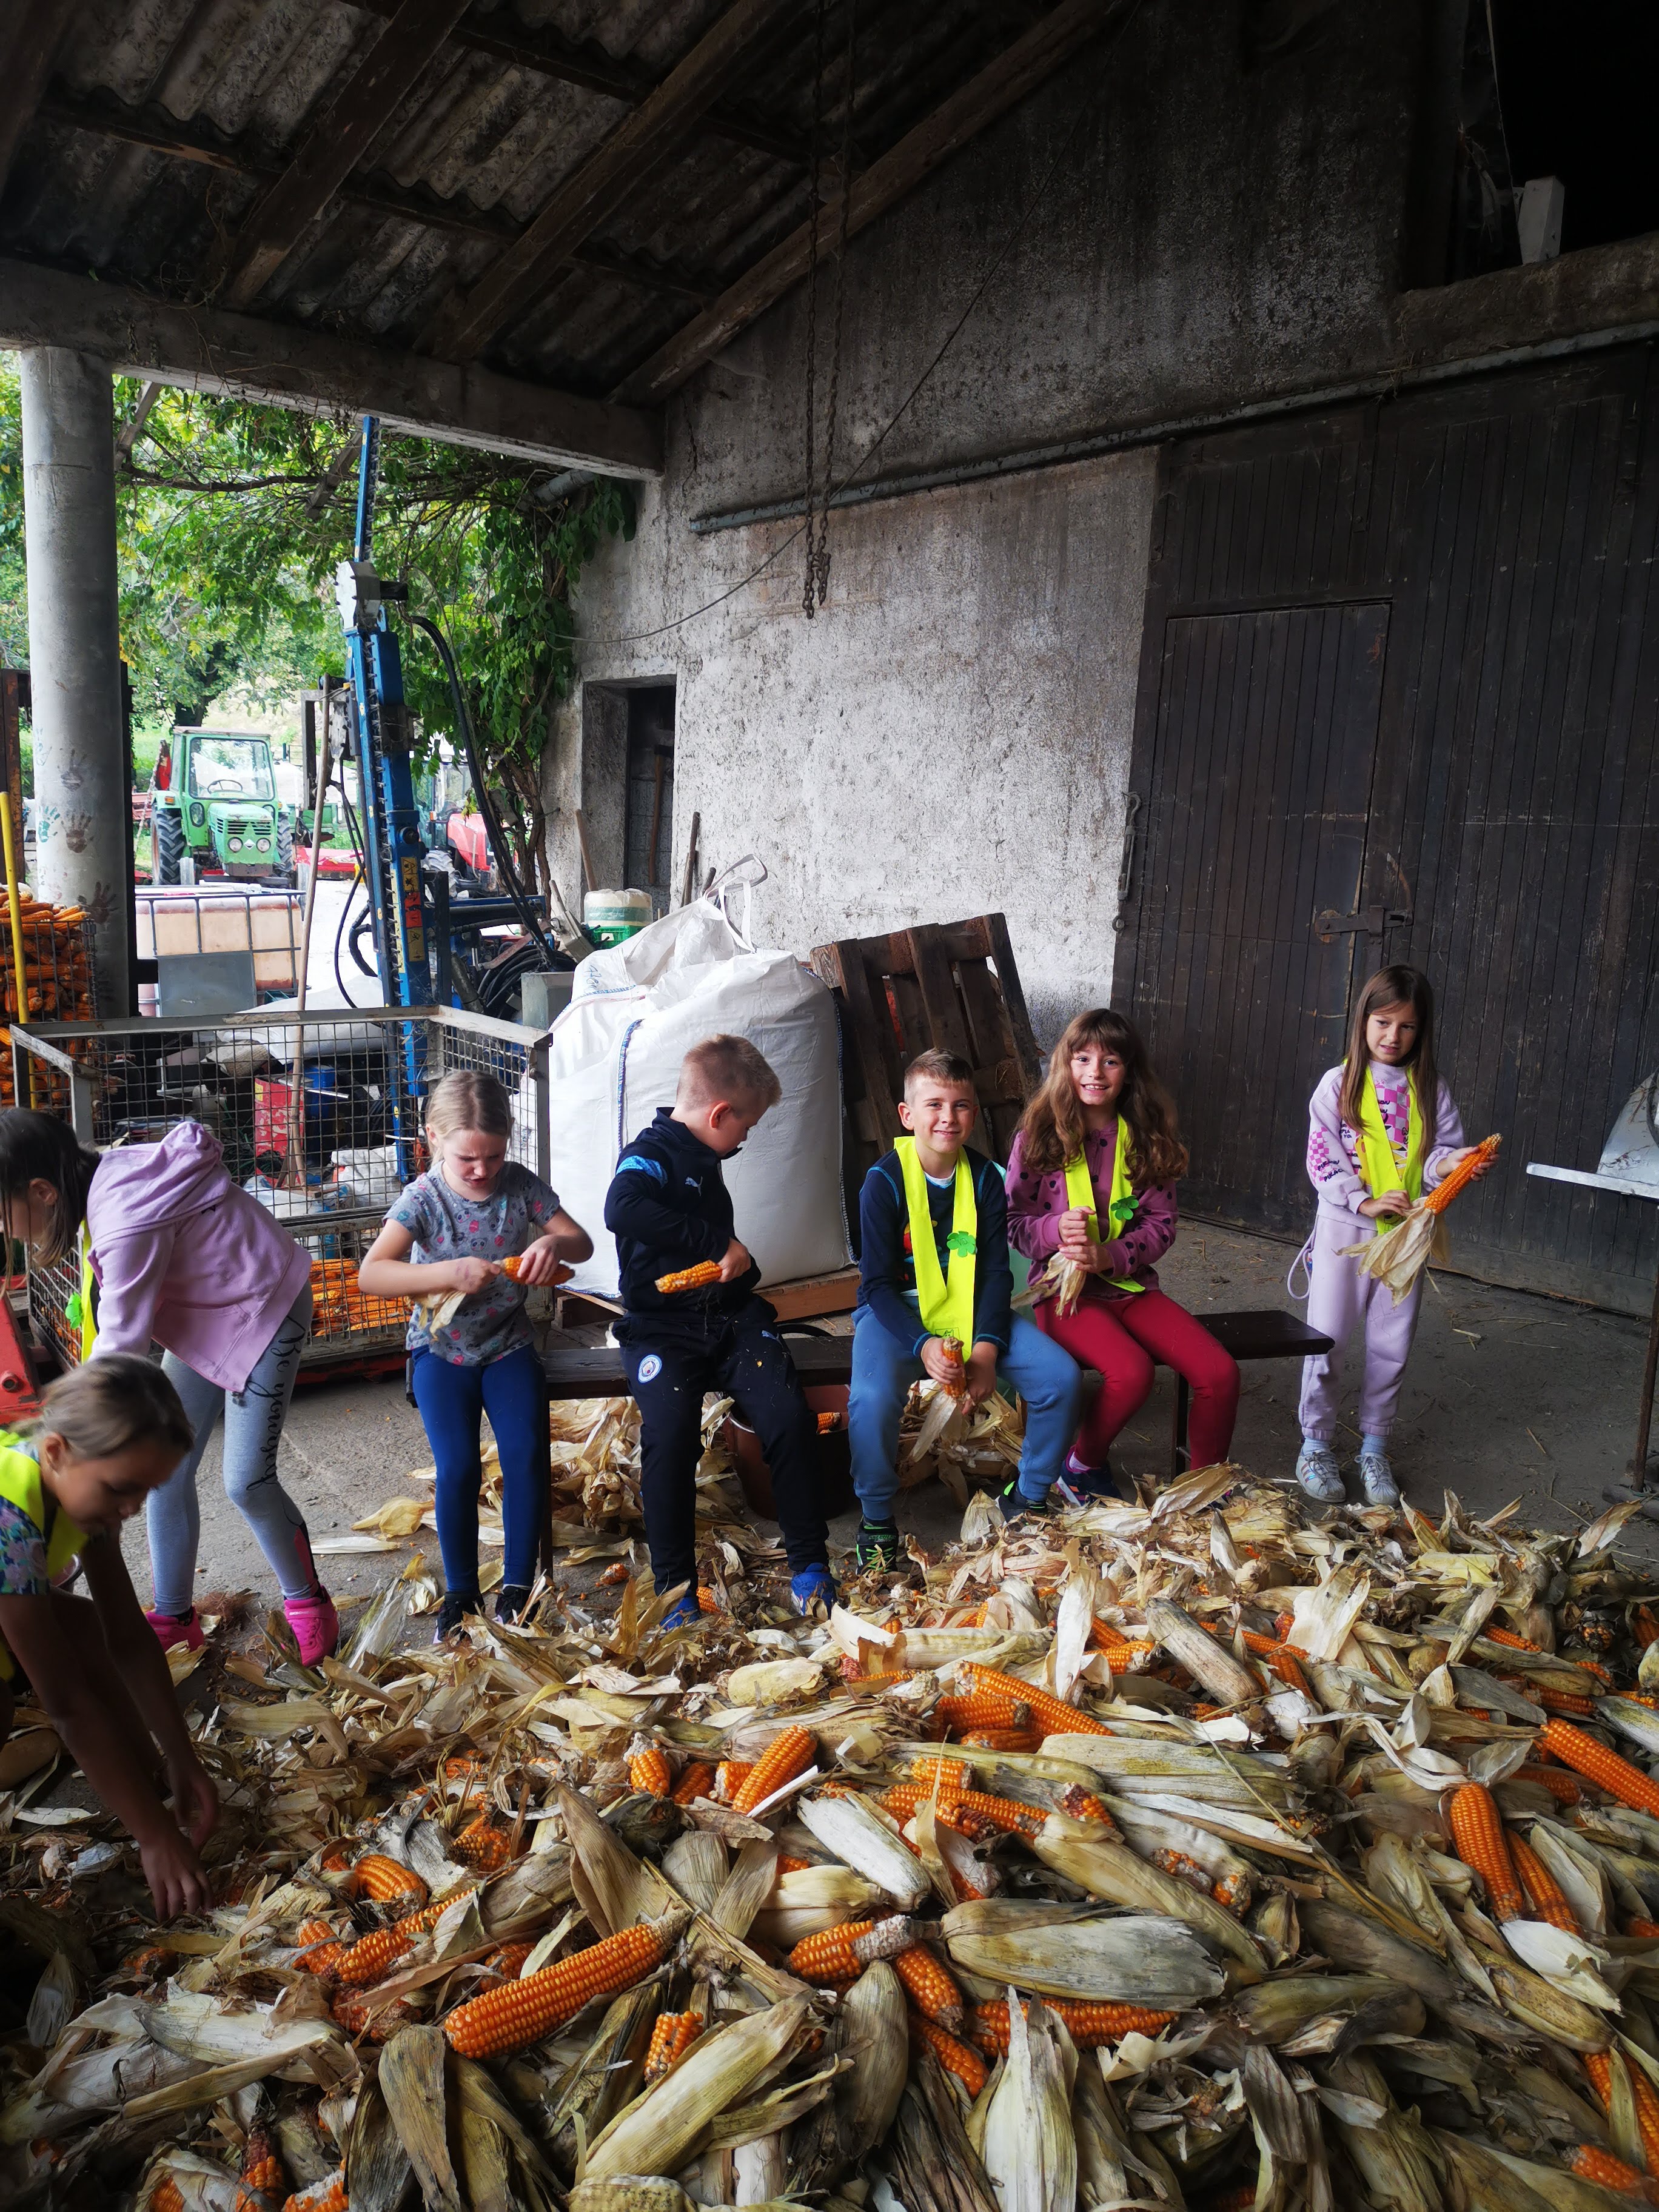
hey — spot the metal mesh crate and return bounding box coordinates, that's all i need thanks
[12,1005,550,1373]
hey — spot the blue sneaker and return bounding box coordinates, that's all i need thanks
[997,1476,1056,1529]
[790,1565,837,1615]
[660,1591,704,1630]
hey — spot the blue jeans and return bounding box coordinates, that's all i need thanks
[848,1309,1082,1521]
[411,1342,546,1593]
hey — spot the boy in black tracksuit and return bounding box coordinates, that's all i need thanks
[605,1033,834,1626]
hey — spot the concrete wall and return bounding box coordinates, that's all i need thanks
[549,0,1438,1047]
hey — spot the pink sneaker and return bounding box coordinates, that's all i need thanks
[284,1587,340,1667]
[146,1606,204,1653]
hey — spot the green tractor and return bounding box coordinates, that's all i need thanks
[149,728,295,885]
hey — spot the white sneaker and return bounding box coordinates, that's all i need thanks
[1359,1451,1400,1507]
[1296,1439,1345,1503]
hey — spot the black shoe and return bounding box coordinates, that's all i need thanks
[997,1476,1056,1527]
[1058,1458,1134,1504]
[433,1590,478,1643]
[854,1518,903,1573]
[495,1583,534,1625]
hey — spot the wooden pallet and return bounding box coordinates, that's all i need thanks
[809,915,1044,1202]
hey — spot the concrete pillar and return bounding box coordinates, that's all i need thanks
[20,348,130,1016]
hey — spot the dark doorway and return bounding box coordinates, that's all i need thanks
[623,684,675,913]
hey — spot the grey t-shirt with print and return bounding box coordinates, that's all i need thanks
[389,1161,562,1366]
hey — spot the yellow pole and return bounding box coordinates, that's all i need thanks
[0,788,34,1105]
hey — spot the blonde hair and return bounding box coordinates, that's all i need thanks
[903,1048,974,1100]
[677,1034,781,1111]
[32,1354,194,1462]
[424,1069,514,1144]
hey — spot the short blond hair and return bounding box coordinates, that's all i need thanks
[677,1034,781,1111]
[35,1354,194,1463]
[425,1068,513,1142]
[903,1048,975,1100]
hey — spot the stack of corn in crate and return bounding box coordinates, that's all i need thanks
[0,893,96,1109]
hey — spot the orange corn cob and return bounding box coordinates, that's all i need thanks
[335,1893,455,1985]
[332,1987,416,2040]
[1057,1785,1116,1828]
[280,2173,347,2212]
[654,1259,723,1295]
[1586,2050,1659,2173]
[153,2182,186,2212]
[789,1915,916,1983]
[1540,1720,1659,1819]
[1569,2143,1659,2197]
[297,1937,347,1978]
[959,1728,1044,1754]
[122,1944,173,1979]
[910,2012,988,2097]
[444,1917,680,2057]
[673,1761,717,1806]
[714,1760,754,1805]
[240,2125,285,2199]
[454,1815,514,1871]
[1515,1761,1583,1806]
[644,2008,702,2083]
[936,1692,1030,1732]
[1629,1917,1659,1940]
[902,1752,974,1789]
[777,1854,813,1874]
[894,1945,964,2031]
[697,1586,720,1613]
[732,1724,816,1814]
[1151,1847,1215,1895]
[1510,1831,1581,1932]
[1537,1687,1600,1717]
[966,1997,1179,2054]
[965,1662,1111,1739]
[484,1942,533,1980]
[1237,1632,1313,1694]
[1448,1783,1524,1922]
[1423,1132,1502,1214]
[883,1778,965,1823]
[349,1854,427,1907]
[628,1744,672,1797]
[950,1789,1047,1838]
[1487,1624,1544,1654]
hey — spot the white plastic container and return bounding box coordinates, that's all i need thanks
[582,888,652,948]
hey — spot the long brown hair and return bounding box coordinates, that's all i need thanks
[0,1109,99,1268]
[1338,965,1438,1153]
[1016,1009,1188,1188]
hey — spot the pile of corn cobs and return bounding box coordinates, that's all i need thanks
[10,1461,1659,2211]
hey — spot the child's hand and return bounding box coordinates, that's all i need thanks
[166,1752,220,1849]
[1358,1191,1410,1221]
[446,1257,498,1295]
[512,1238,573,1288]
[1446,1145,1495,1181]
[921,1337,965,1389]
[717,1238,753,1283]
[139,1819,213,1920]
[965,1342,999,1404]
[1056,1207,1094,1253]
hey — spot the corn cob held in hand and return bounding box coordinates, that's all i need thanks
[654,1259,723,1295]
[1342,1133,1503,1303]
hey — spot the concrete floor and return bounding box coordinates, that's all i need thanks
[117,1219,1659,1610]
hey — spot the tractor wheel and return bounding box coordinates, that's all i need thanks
[153,807,184,885]
[273,816,295,885]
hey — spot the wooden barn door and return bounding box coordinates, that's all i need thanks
[1115,349,1659,1309]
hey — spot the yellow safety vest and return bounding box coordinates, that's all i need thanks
[63,1227,96,1360]
[1061,1118,1145,1296]
[895,1136,976,1347]
[0,1439,90,1683]
[1354,1069,1424,1231]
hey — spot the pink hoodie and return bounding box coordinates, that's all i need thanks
[85,1123,312,1392]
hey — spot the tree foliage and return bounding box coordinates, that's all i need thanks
[0,357,633,890]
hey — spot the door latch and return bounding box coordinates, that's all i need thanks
[1313,905,1410,943]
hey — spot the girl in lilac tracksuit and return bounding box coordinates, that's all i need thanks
[0,1112,337,1664]
[1294,965,1491,1508]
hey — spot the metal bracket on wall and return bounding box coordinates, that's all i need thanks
[1312,904,1411,944]
[1111,792,1143,933]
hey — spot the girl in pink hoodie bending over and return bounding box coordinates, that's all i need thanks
[0,1111,337,1665]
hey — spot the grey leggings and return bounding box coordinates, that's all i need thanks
[146,1287,317,1614]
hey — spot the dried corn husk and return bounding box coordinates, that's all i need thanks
[583,1997,814,2181]
[941,1902,1225,2006]
[797,1791,931,1910]
[979,1995,1076,2212]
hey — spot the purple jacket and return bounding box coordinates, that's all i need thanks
[1306,1062,1466,1221]
[85,1123,312,1392]
[1004,1122,1179,1297]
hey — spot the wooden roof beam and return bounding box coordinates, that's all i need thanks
[209,0,473,310]
[613,0,1133,407]
[420,0,805,364]
[0,2,82,199]
[0,258,662,475]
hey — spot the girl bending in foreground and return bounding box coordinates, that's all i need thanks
[358,1071,592,1638]
[1295,964,1492,1507]
[0,1110,336,1664]
[0,1356,218,1917]
[1005,1008,1239,1493]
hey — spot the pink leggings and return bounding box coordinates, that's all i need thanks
[1033,1285,1241,1469]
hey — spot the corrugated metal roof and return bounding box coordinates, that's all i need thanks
[3,0,1058,401]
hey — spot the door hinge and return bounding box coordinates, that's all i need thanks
[1313,904,1410,943]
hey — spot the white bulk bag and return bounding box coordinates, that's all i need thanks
[547,860,850,1298]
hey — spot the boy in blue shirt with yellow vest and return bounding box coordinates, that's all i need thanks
[848,1048,1084,1569]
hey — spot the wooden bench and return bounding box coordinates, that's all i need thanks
[542,1308,1329,1487]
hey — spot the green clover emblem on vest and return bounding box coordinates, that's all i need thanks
[945,1230,977,1258]
[1108,1199,1138,1226]
[65,1293,83,1327]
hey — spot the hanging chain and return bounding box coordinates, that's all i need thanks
[801,0,828,619]
[812,0,856,608]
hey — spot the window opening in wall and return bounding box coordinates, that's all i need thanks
[1449,0,1659,280]
[623,684,675,916]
